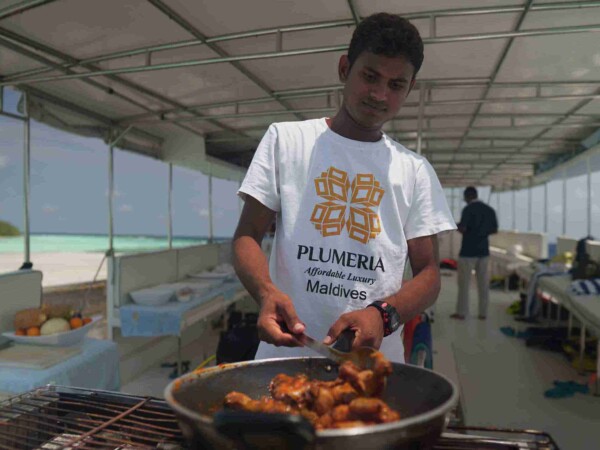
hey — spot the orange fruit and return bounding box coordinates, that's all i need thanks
[82,317,92,325]
[15,329,26,336]
[69,317,83,329]
[26,327,40,336]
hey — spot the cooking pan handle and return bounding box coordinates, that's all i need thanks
[213,410,315,450]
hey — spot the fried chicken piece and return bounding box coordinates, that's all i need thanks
[270,373,312,408]
[311,385,335,415]
[338,352,392,397]
[330,404,351,422]
[330,382,358,404]
[223,392,296,414]
[348,398,400,423]
[223,391,253,409]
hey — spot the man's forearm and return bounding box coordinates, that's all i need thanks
[382,265,441,324]
[232,236,277,306]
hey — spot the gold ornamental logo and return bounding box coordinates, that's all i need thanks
[310,166,384,244]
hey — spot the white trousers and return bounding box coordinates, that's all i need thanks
[456,256,490,317]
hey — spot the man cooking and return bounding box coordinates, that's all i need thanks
[232,13,455,363]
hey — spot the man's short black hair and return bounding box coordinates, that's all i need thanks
[464,186,478,199]
[347,13,424,76]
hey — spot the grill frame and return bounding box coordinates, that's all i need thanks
[0,386,559,450]
[0,385,187,449]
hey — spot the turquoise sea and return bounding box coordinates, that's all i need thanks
[0,234,216,253]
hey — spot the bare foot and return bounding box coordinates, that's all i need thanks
[450,313,465,320]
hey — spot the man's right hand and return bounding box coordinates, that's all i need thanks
[257,289,305,347]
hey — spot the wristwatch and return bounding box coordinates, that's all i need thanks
[367,301,401,337]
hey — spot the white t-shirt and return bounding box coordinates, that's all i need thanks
[239,118,456,362]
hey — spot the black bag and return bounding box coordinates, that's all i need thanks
[216,312,260,364]
[571,236,600,280]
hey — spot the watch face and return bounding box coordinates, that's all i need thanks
[387,306,401,331]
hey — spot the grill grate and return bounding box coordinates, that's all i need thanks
[0,386,559,450]
[434,426,560,450]
[0,386,187,449]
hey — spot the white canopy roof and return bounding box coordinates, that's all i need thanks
[0,0,598,187]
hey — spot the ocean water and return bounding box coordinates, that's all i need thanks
[0,234,213,253]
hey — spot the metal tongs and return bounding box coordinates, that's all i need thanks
[297,330,377,369]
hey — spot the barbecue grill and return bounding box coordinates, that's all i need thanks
[0,386,560,450]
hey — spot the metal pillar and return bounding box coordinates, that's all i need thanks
[208,171,214,243]
[587,156,592,237]
[106,126,132,257]
[527,179,533,231]
[543,182,548,233]
[20,92,32,270]
[168,163,173,249]
[511,185,516,230]
[451,187,456,257]
[562,169,567,236]
[108,145,114,256]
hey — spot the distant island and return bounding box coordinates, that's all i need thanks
[0,220,20,236]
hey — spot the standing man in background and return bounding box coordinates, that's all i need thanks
[451,186,498,320]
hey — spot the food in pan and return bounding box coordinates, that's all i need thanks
[222,351,400,429]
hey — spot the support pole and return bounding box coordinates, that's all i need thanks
[562,168,567,236]
[106,126,132,257]
[544,181,548,234]
[527,179,533,231]
[108,145,114,256]
[20,92,32,270]
[587,156,592,237]
[511,184,516,230]
[451,187,456,258]
[208,170,214,244]
[168,163,173,249]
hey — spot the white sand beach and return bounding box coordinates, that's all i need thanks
[1,252,107,287]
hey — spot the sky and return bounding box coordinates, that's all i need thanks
[0,88,241,238]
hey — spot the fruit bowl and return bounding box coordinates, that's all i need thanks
[2,315,101,347]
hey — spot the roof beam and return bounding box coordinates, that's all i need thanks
[0,27,246,139]
[449,0,534,167]
[0,0,57,21]
[146,0,304,122]
[121,94,600,125]
[117,81,600,124]
[2,23,599,87]
[477,89,600,182]
[346,0,360,26]
[5,2,600,82]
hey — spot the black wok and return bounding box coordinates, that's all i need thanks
[164,357,458,450]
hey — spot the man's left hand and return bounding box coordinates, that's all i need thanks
[324,307,384,349]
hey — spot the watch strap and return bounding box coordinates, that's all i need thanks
[367,301,398,337]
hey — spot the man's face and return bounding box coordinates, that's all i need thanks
[339,51,416,129]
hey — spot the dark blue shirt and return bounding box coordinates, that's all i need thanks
[459,201,498,257]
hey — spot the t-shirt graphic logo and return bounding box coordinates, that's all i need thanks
[310,166,384,244]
